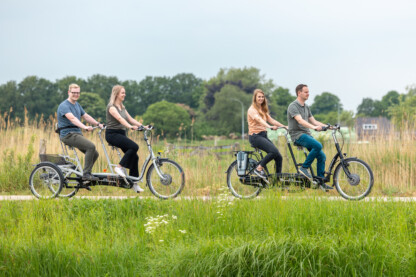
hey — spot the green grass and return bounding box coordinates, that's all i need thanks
[1,195,416,276]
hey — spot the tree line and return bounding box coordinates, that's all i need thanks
[1,67,415,138]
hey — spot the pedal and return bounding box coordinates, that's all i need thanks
[81,181,92,191]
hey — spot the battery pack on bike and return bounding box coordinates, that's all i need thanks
[236,151,248,176]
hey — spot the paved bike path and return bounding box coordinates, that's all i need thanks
[1,195,416,201]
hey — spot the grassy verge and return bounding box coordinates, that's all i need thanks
[1,195,416,276]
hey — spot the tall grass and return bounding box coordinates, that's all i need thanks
[0,113,415,196]
[1,196,416,276]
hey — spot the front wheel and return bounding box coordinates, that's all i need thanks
[333,158,374,200]
[226,159,263,199]
[29,162,64,199]
[146,159,185,199]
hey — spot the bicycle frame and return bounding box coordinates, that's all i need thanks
[96,126,167,182]
[251,125,351,185]
[54,126,166,189]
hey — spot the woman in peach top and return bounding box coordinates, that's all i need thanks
[247,89,286,178]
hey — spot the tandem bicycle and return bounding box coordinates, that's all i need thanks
[29,125,185,199]
[226,124,374,200]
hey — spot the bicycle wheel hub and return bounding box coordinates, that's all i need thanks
[161,174,172,186]
[348,174,360,186]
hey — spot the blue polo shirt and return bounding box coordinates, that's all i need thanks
[57,100,85,138]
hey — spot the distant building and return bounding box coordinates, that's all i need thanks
[355,117,392,139]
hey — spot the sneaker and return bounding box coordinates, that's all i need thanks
[114,167,126,178]
[82,172,99,181]
[253,168,266,179]
[299,167,312,181]
[319,183,334,191]
[132,183,144,193]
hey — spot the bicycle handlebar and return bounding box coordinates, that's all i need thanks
[321,124,340,131]
[137,125,153,131]
[96,124,153,132]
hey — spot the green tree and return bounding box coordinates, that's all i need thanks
[378,90,401,118]
[142,101,191,138]
[314,110,354,128]
[202,67,275,112]
[77,92,106,121]
[121,79,143,116]
[165,73,204,109]
[269,87,295,124]
[19,76,59,119]
[204,85,252,135]
[356,98,383,117]
[0,81,23,119]
[55,76,87,100]
[310,92,342,115]
[83,74,120,102]
[340,110,355,129]
[388,92,416,129]
[135,76,170,114]
[131,73,204,116]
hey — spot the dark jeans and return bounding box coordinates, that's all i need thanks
[61,133,99,174]
[105,129,139,177]
[249,131,282,173]
[294,134,326,177]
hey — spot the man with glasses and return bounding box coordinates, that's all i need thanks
[57,84,103,180]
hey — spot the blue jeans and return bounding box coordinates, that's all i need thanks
[295,134,326,177]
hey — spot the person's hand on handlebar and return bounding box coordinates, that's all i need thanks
[84,125,93,132]
[313,125,323,131]
[130,125,139,130]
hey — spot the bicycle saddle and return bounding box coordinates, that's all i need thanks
[293,141,304,150]
[60,139,75,150]
[108,143,119,148]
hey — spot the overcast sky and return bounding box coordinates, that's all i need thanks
[1,0,415,111]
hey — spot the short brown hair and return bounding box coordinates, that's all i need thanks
[295,84,308,96]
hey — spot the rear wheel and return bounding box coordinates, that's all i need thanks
[226,158,264,199]
[333,158,374,200]
[29,162,64,199]
[146,159,185,199]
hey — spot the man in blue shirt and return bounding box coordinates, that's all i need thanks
[57,84,103,180]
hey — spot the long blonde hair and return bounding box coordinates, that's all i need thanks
[251,89,268,119]
[108,85,125,108]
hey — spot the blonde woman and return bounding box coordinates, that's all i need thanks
[247,89,286,178]
[105,85,147,193]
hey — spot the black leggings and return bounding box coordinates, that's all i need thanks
[105,129,139,177]
[249,131,283,173]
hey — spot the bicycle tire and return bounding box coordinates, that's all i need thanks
[29,162,64,199]
[146,158,185,199]
[226,158,264,199]
[333,158,374,200]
